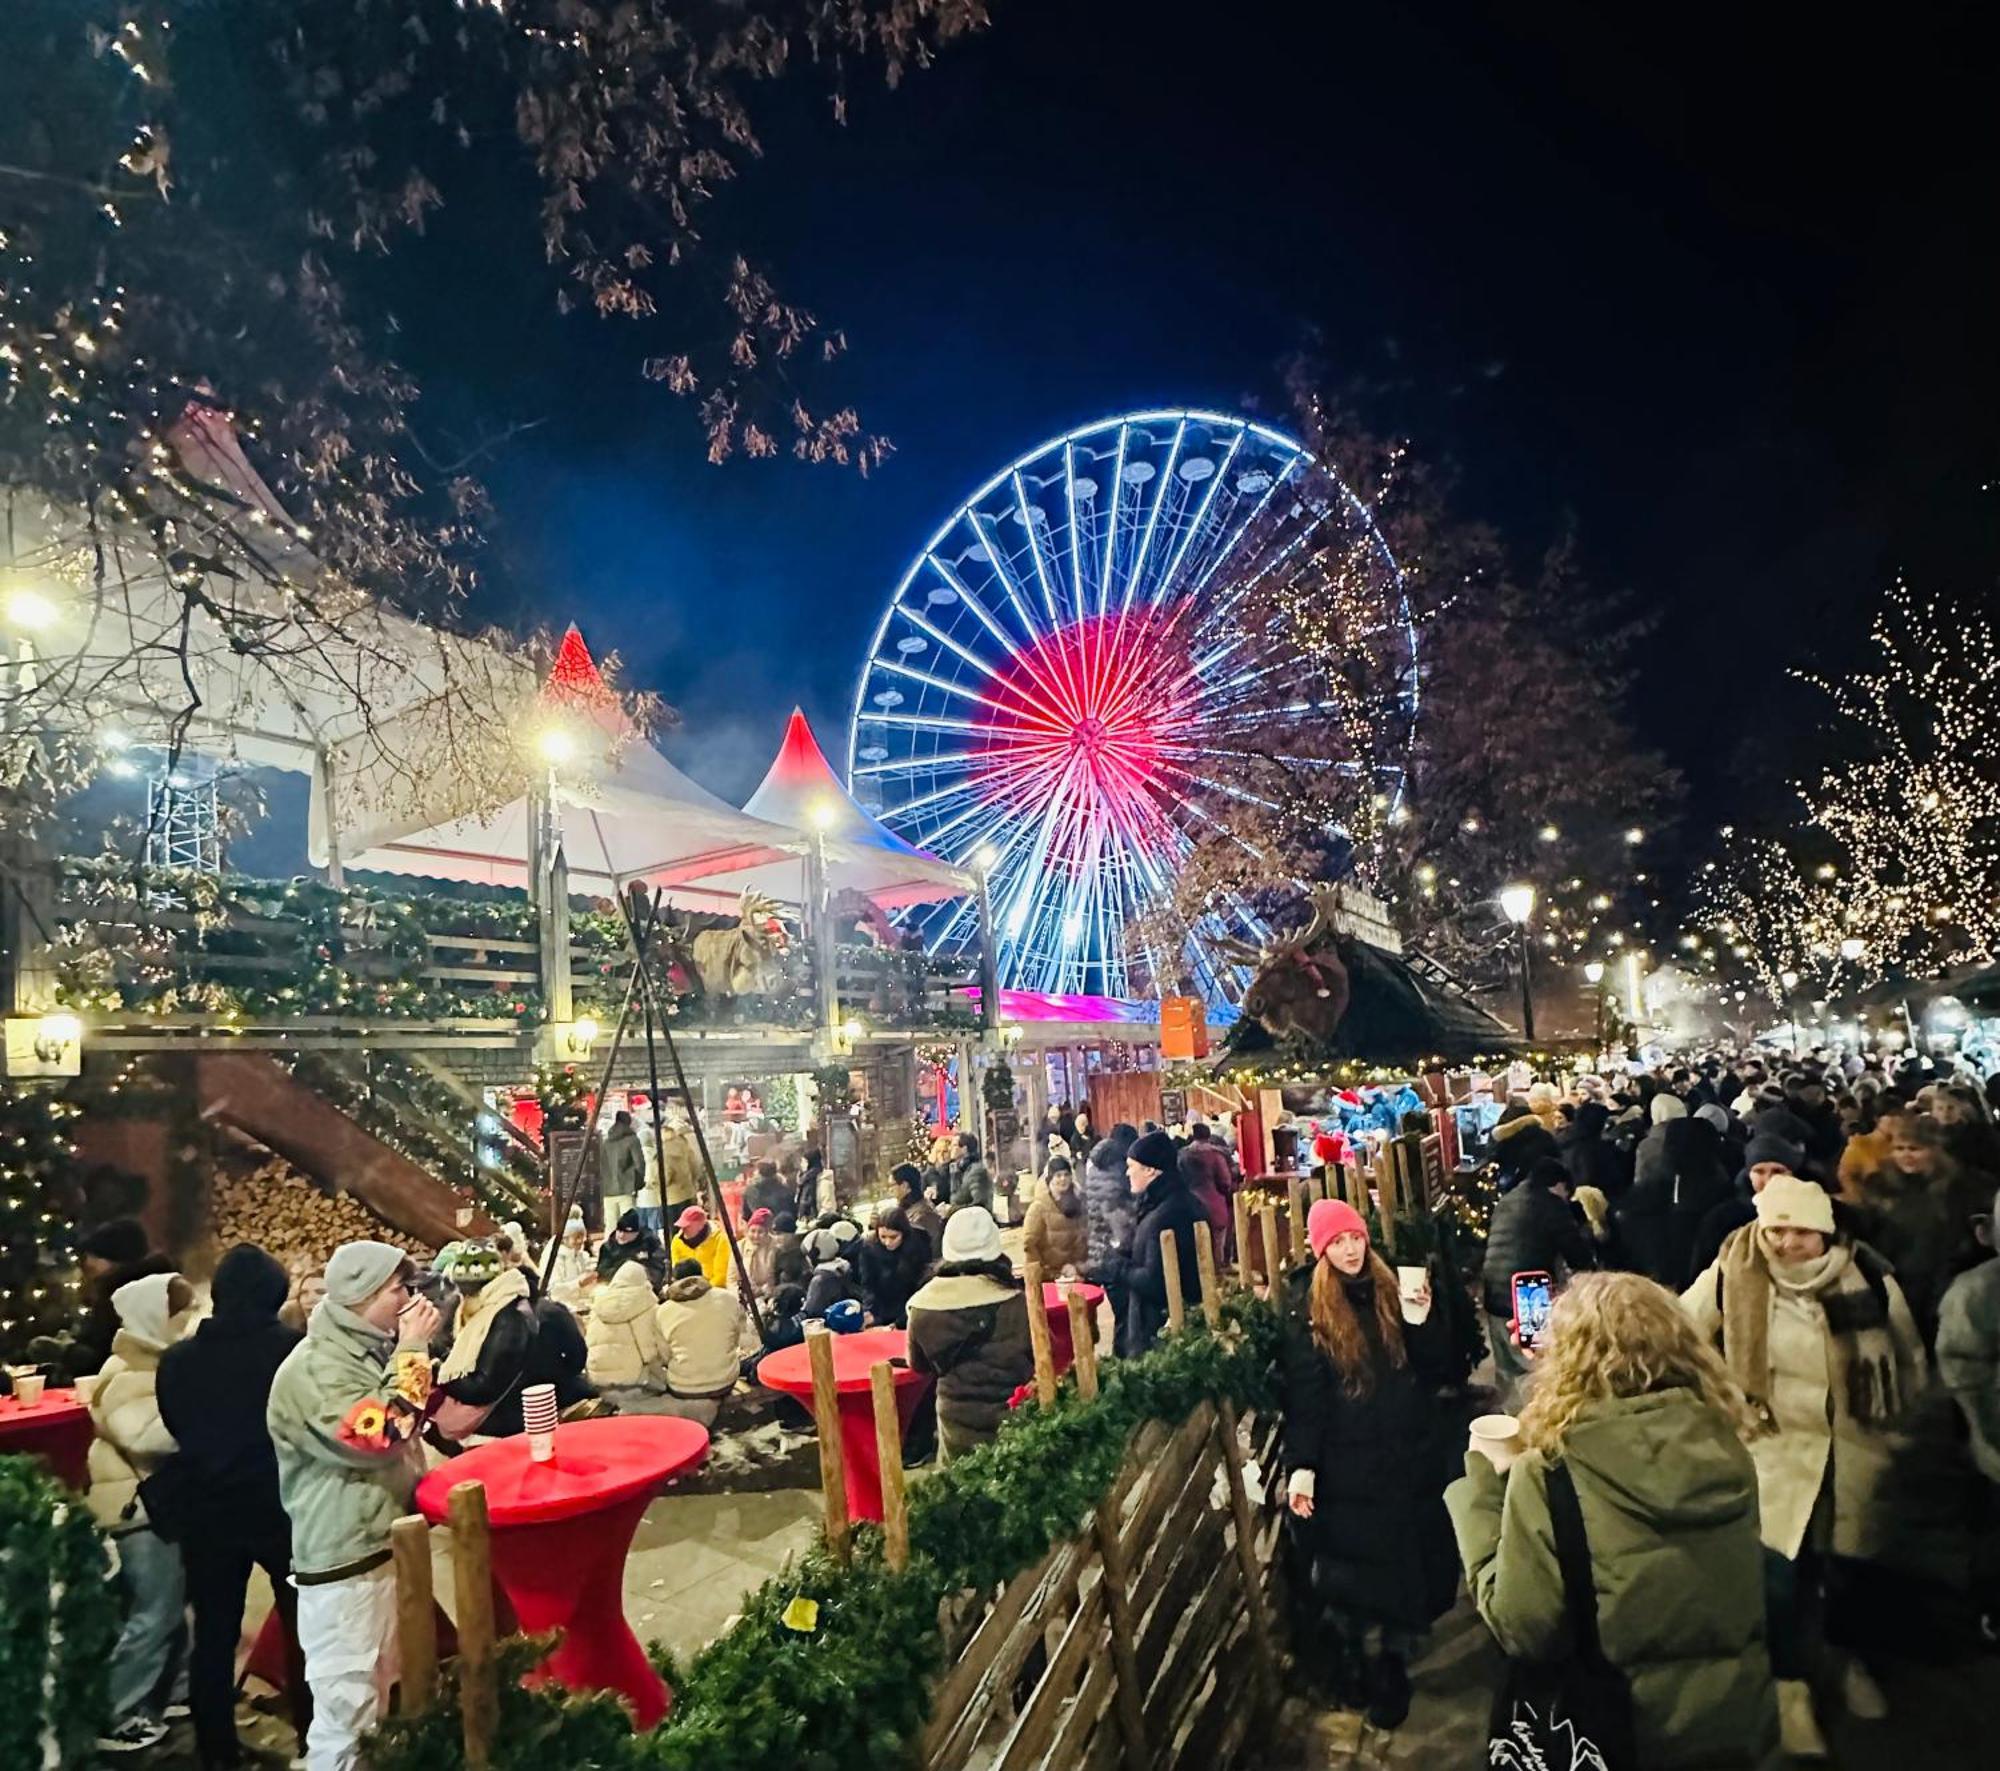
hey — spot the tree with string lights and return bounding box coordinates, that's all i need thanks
[1692,580,2000,997]
[1144,380,1679,1010]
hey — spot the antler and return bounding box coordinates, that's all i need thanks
[1296,884,1342,949]
[1211,934,1266,967]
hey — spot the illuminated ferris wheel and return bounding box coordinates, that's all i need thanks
[847,409,1414,1002]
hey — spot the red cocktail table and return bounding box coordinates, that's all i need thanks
[757,1327,929,1523]
[1040,1281,1106,1375]
[0,1389,94,1489]
[416,1415,708,1730]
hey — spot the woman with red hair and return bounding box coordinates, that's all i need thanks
[1281,1198,1457,1732]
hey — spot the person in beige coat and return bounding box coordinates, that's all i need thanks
[1022,1158,1090,1277]
[87,1271,199,1752]
[583,1258,668,1399]
[655,1262,759,1426]
[1683,1173,1924,1756]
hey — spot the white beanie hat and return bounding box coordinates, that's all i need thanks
[1754,1173,1835,1236]
[941,1205,1004,1264]
[1651,1094,1688,1125]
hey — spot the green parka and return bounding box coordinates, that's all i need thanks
[1445,1388,1777,1770]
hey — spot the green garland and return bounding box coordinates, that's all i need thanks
[0,1093,86,1362]
[367,1296,1283,1771]
[0,1455,118,1767]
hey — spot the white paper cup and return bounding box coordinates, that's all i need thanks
[70,1374,97,1407]
[1396,1264,1431,1321]
[528,1429,555,1463]
[12,1373,46,1406]
[1469,1412,1522,1469]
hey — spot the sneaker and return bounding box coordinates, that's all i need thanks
[1777,1678,1828,1758]
[162,1703,191,1721]
[97,1715,170,1754]
[1842,1657,1889,1720]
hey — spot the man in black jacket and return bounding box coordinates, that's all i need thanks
[1122,1130,1207,1358]
[155,1243,310,1769]
[1481,1157,1596,1407]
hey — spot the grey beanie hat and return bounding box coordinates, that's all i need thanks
[324,1239,407,1308]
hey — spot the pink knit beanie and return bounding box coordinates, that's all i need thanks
[1307,1198,1368,1260]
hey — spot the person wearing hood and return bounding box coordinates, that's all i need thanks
[1555,1099,1632,1202]
[1024,1156,1090,1278]
[546,1210,596,1312]
[1683,1176,1924,1753]
[656,1259,758,1425]
[906,1207,1032,1462]
[600,1110,648,1225]
[892,1161,946,1249]
[1083,1123,1140,1338]
[1687,1134,1804,1284]
[1123,1129,1208,1358]
[1448,1272,1777,1769]
[1632,1090,1688,1191]
[88,1270,199,1755]
[743,1158,792,1223]
[430,1242,538,1440]
[801,1221,862,1317]
[584,1258,671,1398]
[858,1205,932,1327]
[157,1244,308,1769]
[1282,1201,1456,1728]
[1482,1157,1595,1407]
[597,1208,668,1291]
[1695,1099,1745,1159]
[1491,1102,1560,1192]
[1616,1113,1733,1290]
[70,1216,176,1380]
[670,1204,733,1291]
[267,1241,439,1771]
[950,1132,994,1211]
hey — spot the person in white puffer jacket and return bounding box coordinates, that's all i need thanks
[584,1257,669,1398]
[87,1270,199,1755]
[655,1261,759,1426]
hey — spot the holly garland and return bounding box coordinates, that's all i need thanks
[0,1094,87,1363]
[366,1295,1284,1771]
[0,1455,118,1770]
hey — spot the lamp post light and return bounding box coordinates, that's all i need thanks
[1583,960,1606,1053]
[1500,883,1537,1043]
[971,843,1001,1040]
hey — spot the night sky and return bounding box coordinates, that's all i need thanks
[378,0,1995,828]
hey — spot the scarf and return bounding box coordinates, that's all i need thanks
[1716,1232,1902,1428]
[437,1267,530,1384]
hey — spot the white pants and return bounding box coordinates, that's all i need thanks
[294,1562,399,1771]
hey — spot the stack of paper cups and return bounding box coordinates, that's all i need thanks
[522,1382,559,1463]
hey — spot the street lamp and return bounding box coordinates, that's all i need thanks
[1583,960,1606,1053]
[1500,883,1537,1043]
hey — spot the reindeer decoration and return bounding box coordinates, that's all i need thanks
[1212,885,1353,1046]
[687,890,792,997]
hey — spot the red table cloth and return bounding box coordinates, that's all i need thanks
[416,1416,709,1731]
[758,1328,929,1523]
[1040,1281,1106,1376]
[0,1389,94,1490]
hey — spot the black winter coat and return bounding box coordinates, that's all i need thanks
[437,1290,538,1410]
[156,1310,300,1535]
[597,1229,667,1291]
[1124,1170,1207,1357]
[479,1299,595,1437]
[857,1228,932,1328]
[742,1173,792,1221]
[1083,1140,1136,1282]
[1482,1178,1595,1316]
[1614,1119,1732,1290]
[1556,1105,1633,1201]
[1280,1269,1458,1630]
[905,1267,1033,1438]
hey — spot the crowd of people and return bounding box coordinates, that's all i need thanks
[1276,1049,1999,1762]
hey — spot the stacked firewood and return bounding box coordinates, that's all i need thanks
[209,1132,434,1270]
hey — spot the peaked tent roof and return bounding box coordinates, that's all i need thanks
[672,708,973,909]
[320,627,806,908]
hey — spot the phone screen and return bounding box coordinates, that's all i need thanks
[1512,1272,1553,1351]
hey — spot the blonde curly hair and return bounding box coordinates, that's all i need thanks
[1517,1272,1759,1454]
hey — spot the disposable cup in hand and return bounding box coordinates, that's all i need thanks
[1396,1265,1431,1324]
[1469,1412,1522,1471]
[12,1373,46,1406]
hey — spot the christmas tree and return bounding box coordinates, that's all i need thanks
[0,1090,84,1363]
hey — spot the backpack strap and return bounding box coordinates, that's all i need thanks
[1545,1460,1610,1669]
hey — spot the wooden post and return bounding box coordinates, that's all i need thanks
[806,1327,851,1562]
[1233,1190,1256,1288]
[446,1482,497,1770]
[1288,1177,1309,1263]
[869,1362,910,1573]
[1093,1466,1152,1771]
[1022,1258,1058,1406]
[391,1515,437,1717]
[1378,1136,1403,1230]
[1215,1398,1279,1715]
[1067,1289,1099,1401]
[1193,1220,1223,1329]
[1159,1227,1185,1332]
[1259,1201,1284,1293]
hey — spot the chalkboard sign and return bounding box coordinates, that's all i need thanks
[1159,1088,1188,1128]
[548,1127,594,1212]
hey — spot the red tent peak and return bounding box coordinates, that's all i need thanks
[545,625,613,707]
[770,707,840,789]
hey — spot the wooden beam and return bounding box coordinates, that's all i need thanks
[1233,1190,1256,1289]
[390,1514,436,1717]
[1159,1228,1185,1333]
[1215,1398,1278,1718]
[1022,1258,1058,1406]
[1259,1201,1284,1296]
[870,1361,910,1573]
[1067,1287,1099,1401]
[806,1327,851,1562]
[446,1482,496,1770]
[1193,1220,1222,1329]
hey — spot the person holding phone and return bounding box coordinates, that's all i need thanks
[1482,1157,1596,1407]
[1280,1199,1457,1731]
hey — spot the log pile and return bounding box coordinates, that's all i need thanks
[210,1129,435,1269]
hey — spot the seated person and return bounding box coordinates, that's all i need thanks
[655,1260,760,1427]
